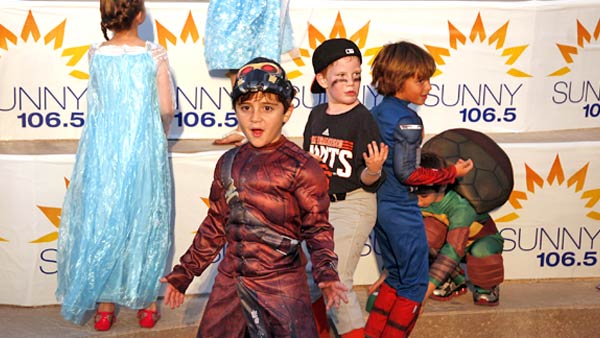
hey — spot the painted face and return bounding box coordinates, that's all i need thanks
[396,75,432,105]
[416,191,444,208]
[235,92,292,148]
[319,56,362,107]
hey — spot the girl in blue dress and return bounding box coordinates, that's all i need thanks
[56,0,174,331]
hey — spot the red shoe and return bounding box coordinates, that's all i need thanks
[94,311,116,331]
[137,308,160,328]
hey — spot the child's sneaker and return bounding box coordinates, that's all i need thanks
[473,285,500,306]
[429,280,467,301]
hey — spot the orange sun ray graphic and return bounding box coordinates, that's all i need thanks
[549,19,600,76]
[288,12,379,80]
[424,12,531,78]
[494,155,600,223]
[0,10,89,79]
[155,10,200,50]
[31,178,69,243]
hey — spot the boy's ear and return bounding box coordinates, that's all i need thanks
[315,73,328,91]
[282,104,294,124]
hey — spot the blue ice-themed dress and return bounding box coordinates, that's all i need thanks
[56,41,174,325]
[204,0,294,73]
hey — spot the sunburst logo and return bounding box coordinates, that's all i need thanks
[31,177,210,241]
[30,178,69,243]
[495,154,600,224]
[0,10,89,79]
[549,19,600,76]
[153,10,205,82]
[424,12,531,78]
[155,10,200,50]
[287,12,380,80]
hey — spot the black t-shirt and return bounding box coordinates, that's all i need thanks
[303,102,384,194]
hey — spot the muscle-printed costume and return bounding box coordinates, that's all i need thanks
[423,189,504,294]
[165,136,339,338]
[303,102,384,334]
[366,96,458,337]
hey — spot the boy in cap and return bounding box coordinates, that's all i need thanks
[303,38,389,338]
[161,57,348,338]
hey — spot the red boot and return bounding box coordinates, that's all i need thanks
[312,296,330,338]
[342,328,366,338]
[365,282,397,338]
[381,296,421,338]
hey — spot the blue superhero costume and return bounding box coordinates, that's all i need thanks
[371,96,457,303]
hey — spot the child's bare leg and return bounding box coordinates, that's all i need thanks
[97,302,114,312]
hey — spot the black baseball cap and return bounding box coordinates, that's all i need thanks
[310,38,362,93]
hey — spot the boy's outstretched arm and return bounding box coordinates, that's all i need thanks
[318,280,349,310]
[160,277,185,309]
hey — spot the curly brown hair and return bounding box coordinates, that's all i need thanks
[99,0,145,41]
[370,41,436,97]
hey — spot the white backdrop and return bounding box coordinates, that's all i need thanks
[1,0,599,306]
[1,140,599,306]
[1,0,599,140]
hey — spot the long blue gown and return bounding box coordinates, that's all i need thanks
[56,42,172,325]
[204,0,294,73]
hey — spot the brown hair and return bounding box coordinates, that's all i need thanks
[99,0,145,41]
[370,41,436,96]
[420,152,448,170]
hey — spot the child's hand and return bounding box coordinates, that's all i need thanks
[454,158,474,177]
[160,277,185,309]
[363,141,389,174]
[318,280,349,310]
[368,270,388,295]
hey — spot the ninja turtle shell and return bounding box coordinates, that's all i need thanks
[422,128,514,213]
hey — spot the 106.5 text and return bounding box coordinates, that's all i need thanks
[536,251,597,267]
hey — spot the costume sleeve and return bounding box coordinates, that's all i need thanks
[295,158,340,284]
[428,196,477,286]
[164,161,228,294]
[392,117,457,185]
[152,45,175,136]
[87,44,96,62]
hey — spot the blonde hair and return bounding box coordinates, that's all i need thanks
[99,0,145,40]
[370,41,436,96]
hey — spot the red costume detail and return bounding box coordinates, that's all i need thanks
[364,282,421,338]
[165,136,339,337]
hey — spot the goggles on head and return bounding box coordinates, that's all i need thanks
[230,61,293,103]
